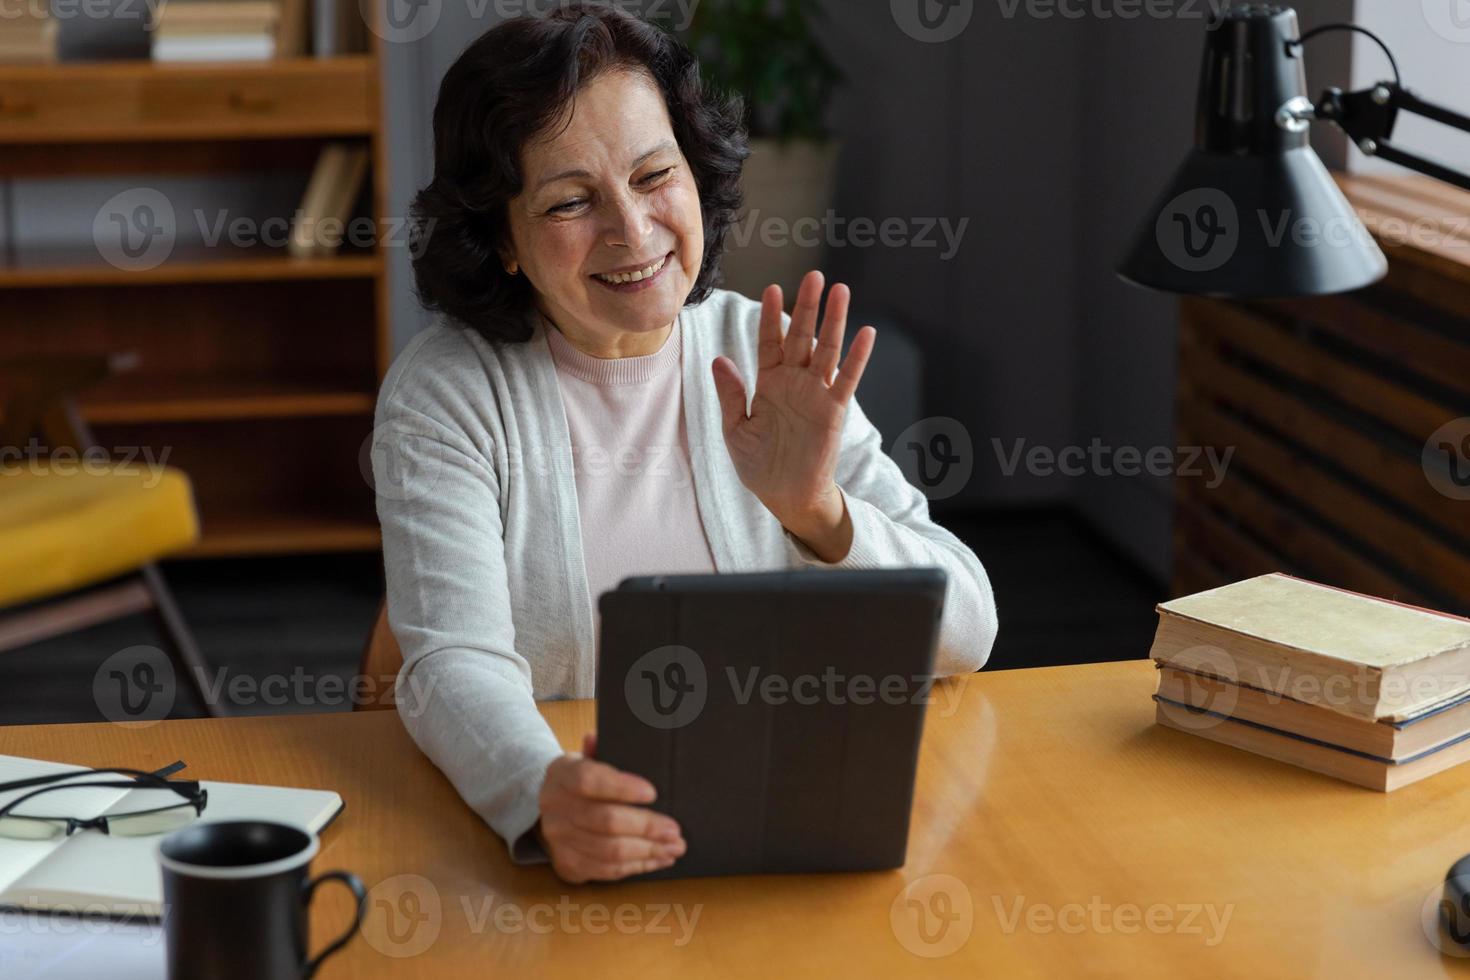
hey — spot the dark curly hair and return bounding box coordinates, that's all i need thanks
[408,1,750,343]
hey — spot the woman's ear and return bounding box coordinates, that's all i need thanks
[497,245,519,277]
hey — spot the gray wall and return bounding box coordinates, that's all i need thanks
[1071,1,1354,581]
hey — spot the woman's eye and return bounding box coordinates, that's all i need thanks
[641,167,674,185]
[548,200,585,215]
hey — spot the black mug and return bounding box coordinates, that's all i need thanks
[157,820,366,980]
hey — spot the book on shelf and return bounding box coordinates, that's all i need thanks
[1150,573,1470,791]
[0,16,58,64]
[153,34,276,61]
[289,141,370,258]
[150,0,280,61]
[0,754,343,918]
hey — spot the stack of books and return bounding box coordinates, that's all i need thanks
[1150,573,1470,791]
[0,5,58,64]
[151,0,281,62]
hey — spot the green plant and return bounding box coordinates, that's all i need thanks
[675,0,845,142]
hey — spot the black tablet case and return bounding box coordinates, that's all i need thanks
[595,567,948,879]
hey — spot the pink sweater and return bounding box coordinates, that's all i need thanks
[545,316,717,644]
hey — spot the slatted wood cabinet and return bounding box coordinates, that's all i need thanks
[0,51,390,557]
[1174,174,1470,615]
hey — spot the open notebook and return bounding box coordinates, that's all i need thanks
[0,754,343,919]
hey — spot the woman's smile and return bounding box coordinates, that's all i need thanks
[591,250,675,293]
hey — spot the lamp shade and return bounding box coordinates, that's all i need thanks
[1117,4,1387,298]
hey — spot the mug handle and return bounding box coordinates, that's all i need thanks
[301,870,367,979]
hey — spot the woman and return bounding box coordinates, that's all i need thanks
[374,1,998,884]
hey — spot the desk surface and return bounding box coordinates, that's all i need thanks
[4,660,1470,978]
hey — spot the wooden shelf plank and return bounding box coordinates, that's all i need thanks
[0,244,381,288]
[0,55,374,83]
[184,512,381,558]
[0,56,377,144]
[80,377,377,423]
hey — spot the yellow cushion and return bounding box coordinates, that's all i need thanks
[0,464,199,609]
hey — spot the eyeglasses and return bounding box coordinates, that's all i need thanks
[0,761,208,840]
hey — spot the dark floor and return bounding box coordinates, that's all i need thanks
[0,508,1164,726]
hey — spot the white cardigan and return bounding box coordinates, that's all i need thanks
[372,287,999,861]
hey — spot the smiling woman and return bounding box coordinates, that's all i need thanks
[377,0,999,886]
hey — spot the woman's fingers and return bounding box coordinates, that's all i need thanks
[757,284,785,371]
[832,325,877,406]
[567,800,682,841]
[811,282,850,385]
[553,845,681,884]
[549,755,656,804]
[563,826,686,865]
[783,270,824,368]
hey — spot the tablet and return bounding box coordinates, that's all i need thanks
[595,567,949,879]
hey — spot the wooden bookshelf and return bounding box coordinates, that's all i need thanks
[0,46,390,557]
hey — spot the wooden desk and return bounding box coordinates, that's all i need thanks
[5,660,1470,978]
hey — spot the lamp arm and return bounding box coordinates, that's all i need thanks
[1313,82,1470,194]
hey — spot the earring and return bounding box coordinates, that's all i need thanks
[506,263,519,276]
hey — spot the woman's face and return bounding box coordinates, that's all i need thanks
[503,68,705,357]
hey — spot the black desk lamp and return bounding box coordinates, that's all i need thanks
[1117,3,1470,298]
